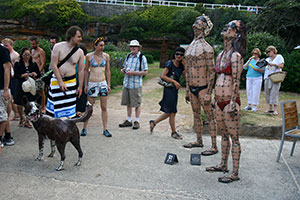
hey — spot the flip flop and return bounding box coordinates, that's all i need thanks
[206,165,229,173]
[171,132,183,140]
[149,120,155,134]
[201,149,218,156]
[183,142,203,148]
[218,175,240,183]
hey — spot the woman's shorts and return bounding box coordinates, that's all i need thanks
[87,81,108,97]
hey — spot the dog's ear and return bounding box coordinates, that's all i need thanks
[22,96,28,105]
[36,96,42,105]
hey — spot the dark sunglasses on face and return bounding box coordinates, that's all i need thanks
[253,52,258,55]
[23,54,31,56]
[266,51,270,54]
[229,22,237,30]
[175,53,184,56]
[199,16,207,24]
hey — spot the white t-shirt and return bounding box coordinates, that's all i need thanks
[264,54,284,80]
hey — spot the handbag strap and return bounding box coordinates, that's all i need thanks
[57,46,79,68]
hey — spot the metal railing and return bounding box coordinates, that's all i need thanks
[76,0,264,12]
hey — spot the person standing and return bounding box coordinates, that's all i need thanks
[0,45,11,151]
[30,36,46,113]
[206,20,247,183]
[183,15,218,156]
[119,40,148,130]
[14,47,41,128]
[243,48,264,112]
[2,38,19,121]
[81,37,111,137]
[264,45,284,116]
[46,26,85,118]
[149,47,185,139]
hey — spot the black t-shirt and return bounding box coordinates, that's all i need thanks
[165,60,184,82]
[0,45,11,89]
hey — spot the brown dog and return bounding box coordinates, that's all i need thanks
[23,97,93,171]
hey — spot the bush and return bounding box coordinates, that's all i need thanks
[110,67,124,89]
[107,51,128,69]
[281,51,300,93]
[144,53,153,64]
[105,42,117,52]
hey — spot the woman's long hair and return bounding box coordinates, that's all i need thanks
[233,20,247,58]
[19,47,33,64]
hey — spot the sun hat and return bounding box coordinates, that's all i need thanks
[22,77,36,96]
[129,40,140,47]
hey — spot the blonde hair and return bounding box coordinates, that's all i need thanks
[252,48,261,57]
[1,38,14,46]
[266,45,277,54]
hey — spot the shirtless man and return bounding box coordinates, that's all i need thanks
[206,20,246,183]
[46,26,85,118]
[183,15,218,156]
[30,37,46,113]
[81,37,112,137]
[1,38,19,146]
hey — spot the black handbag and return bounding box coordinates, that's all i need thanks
[42,46,79,86]
[157,61,175,88]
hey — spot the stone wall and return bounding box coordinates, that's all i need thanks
[80,3,144,17]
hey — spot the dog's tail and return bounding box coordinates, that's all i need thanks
[69,102,93,123]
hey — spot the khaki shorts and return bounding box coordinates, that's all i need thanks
[0,90,10,122]
[121,87,142,107]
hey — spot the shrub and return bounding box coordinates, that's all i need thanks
[107,51,128,69]
[105,42,117,52]
[144,53,153,64]
[281,51,300,93]
[110,67,124,89]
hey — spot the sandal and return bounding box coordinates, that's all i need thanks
[24,121,33,129]
[11,114,20,121]
[201,149,218,156]
[206,165,229,173]
[149,120,155,134]
[171,132,183,140]
[18,119,25,127]
[218,174,240,183]
[183,142,203,148]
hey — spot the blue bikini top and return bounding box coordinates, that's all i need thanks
[90,55,106,68]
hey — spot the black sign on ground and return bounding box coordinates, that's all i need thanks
[164,153,178,165]
[190,154,201,165]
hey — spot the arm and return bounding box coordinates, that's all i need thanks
[31,62,41,78]
[3,61,11,100]
[51,45,66,92]
[39,49,46,72]
[229,52,243,112]
[161,65,181,90]
[243,57,253,70]
[105,54,111,93]
[126,55,148,76]
[77,50,85,97]
[84,54,90,94]
[204,50,215,104]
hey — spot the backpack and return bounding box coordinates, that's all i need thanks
[126,53,145,78]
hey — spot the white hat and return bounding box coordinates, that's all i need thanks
[129,40,140,47]
[22,77,36,96]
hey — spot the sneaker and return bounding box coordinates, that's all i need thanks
[243,105,252,111]
[252,106,258,112]
[3,137,15,146]
[103,129,112,137]
[119,120,132,127]
[132,121,140,130]
[80,129,87,136]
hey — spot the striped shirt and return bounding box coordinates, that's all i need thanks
[122,52,148,89]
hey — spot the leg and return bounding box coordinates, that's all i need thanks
[290,138,297,156]
[40,89,46,113]
[17,105,24,127]
[48,139,56,157]
[35,135,44,161]
[81,97,95,135]
[100,96,108,130]
[150,113,170,133]
[169,113,176,133]
[127,105,132,119]
[70,136,83,166]
[56,142,66,171]
[224,103,241,177]
[190,92,203,145]
[135,106,141,120]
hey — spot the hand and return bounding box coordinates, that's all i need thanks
[174,81,181,90]
[3,89,10,101]
[31,72,37,77]
[84,86,88,94]
[121,68,126,74]
[107,86,111,94]
[77,87,82,98]
[22,73,29,78]
[204,94,211,105]
[126,69,134,76]
[58,81,68,92]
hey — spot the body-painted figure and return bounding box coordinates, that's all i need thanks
[206,20,247,183]
[183,15,218,156]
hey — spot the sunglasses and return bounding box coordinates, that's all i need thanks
[253,52,258,55]
[228,22,237,30]
[94,37,104,45]
[266,51,270,54]
[175,53,184,56]
[23,54,31,56]
[199,16,207,24]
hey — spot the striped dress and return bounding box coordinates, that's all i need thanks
[46,74,77,118]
